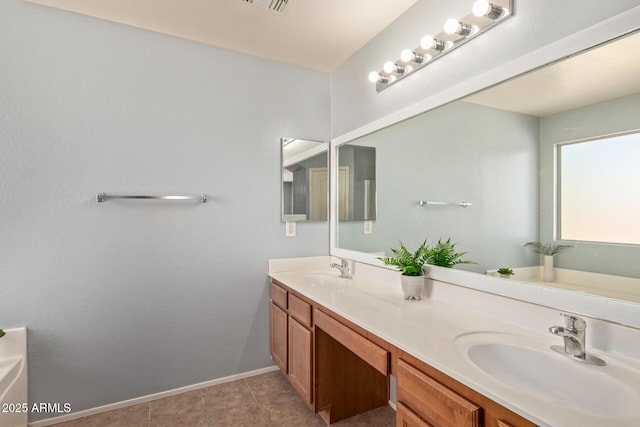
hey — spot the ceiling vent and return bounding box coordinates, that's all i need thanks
[242,0,289,13]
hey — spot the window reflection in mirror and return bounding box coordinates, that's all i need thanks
[281,138,328,221]
[337,144,376,221]
[557,131,640,245]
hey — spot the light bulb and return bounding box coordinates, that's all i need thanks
[420,35,445,52]
[444,18,460,35]
[444,18,473,36]
[383,61,396,74]
[400,49,413,63]
[420,35,434,50]
[472,0,505,19]
[472,0,490,17]
[368,71,380,83]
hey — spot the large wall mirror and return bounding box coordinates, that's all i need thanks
[282,138,329,221]
[331,29,640,306]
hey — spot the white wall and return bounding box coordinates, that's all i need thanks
[331,0,640,137]
[0,0,329,422]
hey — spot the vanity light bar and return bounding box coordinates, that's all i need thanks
[369,0,514,92]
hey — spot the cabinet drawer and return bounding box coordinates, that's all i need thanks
[397,359,480,427]
[397,402,433,427]
[288,293,312,328]
[314,309,388,375]
[270,281,288,309]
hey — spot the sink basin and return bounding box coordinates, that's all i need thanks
[455,332,640,420]
[301,273,350,287]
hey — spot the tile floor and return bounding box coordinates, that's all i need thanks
[50,370,396,426]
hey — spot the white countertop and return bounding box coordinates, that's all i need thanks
[269,261,640,427]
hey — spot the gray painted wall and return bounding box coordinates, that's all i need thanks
[539,92,640,277]
[331,0,640,137]
[0,0,329,421]
[338,101,540,273]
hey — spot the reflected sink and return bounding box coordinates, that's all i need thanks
[455,332,640,419]
[301,272,351,287]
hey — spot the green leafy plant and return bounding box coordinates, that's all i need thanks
[523,241,573,256]
[427,238,475,268]
[378,240,429,276]
[0,329,5,339]
[497,267,514,275]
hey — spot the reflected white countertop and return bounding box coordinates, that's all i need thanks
[269,260,640,427]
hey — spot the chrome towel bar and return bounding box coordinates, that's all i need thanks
[418,200,472,208]
[96,193,207,203]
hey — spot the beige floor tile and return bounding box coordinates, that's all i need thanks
[258,390,316,425]
[278,413,328,427]
[44,372,396,427]
[85,403,149,427]
[245,370,291,403]
[48,417,92,427]
[152,411,208,427]
[206,402,269,427]
[201,379,256,410]
[149,390,205,426]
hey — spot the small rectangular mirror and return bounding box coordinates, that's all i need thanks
[282,138,329,221]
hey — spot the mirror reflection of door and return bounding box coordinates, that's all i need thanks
[337,145,376,220]
[338,166,349,221]
[308,167,328,221]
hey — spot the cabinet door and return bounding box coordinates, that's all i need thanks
[270,303,288,373]
[397,402,433,427]
[288,317,313,404]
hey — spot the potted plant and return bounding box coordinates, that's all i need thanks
[523,241,573,282]
[378,240,429,300]
[497,267,514,279]
[426,238,475,268]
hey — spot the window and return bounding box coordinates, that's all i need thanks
[557,131,640,245]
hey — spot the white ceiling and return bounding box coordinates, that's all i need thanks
[464,31,640,117]
[24,0,418,72]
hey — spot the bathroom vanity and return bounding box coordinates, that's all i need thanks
[268,257,640,427]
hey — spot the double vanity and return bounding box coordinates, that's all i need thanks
[269,257,640,427]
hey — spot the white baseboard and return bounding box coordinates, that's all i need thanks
[388,400,396,411]
[29,365,279,426]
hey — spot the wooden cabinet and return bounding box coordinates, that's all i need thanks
[288,317,313,403]
[270,302,287,373]
[397,355,537,427]
[271,278,538,427]
[270,281,315,406]
[397,359,480,427]
[397,402,433,427]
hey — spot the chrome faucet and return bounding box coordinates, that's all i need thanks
[549,313,605,366]
[330,258,352,279]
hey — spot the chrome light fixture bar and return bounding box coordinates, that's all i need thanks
[369,0,514,92]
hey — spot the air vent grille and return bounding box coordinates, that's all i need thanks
[242,0,289,13]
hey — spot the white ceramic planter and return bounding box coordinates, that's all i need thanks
[543,255,555,282]
[401,275,424,300]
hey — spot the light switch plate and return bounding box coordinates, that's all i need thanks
[364,221,373,234]
[286,221,296,237]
